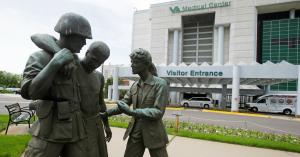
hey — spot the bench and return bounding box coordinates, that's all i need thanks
[4,103,34,135]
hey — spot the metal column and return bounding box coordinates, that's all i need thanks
[217,25,224,65]
[215,25,225,108]
[108,85,112,100]
[290,9,295,19]
[296,65,300,117]
[112,67,119,101]
[231,65,240,112]
[170,29,180,105]
[221,84,227,108]
[213,27,218,63]
[172,29,179,65]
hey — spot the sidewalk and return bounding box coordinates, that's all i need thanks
[108,127,299,157]
[0,124,29,135]
[2,125,299,157]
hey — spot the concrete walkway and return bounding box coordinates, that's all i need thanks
[1,125,299,157]
[0,124,29,135]
[109,127,299,157]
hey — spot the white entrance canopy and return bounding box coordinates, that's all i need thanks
[111,61,300,117]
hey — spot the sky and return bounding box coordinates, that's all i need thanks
[0,0,171,74]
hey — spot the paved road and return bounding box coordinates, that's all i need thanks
[1,94,300,136]
[0,94,31,114]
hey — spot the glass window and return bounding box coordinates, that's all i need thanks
[182,19,213,65]
[262,18,300,92]
[286,99,293,104]
[278,99,284,104]
[198,98,210,101]
[257,99,266,103]
[270,99,277,103]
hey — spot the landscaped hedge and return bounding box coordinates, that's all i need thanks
[109,115,300,153]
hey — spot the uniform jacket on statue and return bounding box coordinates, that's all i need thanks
[110,75,169,149]
[21,48,86,142]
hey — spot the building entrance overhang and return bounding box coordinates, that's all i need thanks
[117,61,297,85]
[111,61,300,117]
[170,86,265,95]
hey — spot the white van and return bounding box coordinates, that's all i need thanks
[246,94,296,115]
[181,97,213,109]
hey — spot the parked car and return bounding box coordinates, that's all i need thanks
[5,88,21,94]
[246,94,296,115]
[181,97,213,109]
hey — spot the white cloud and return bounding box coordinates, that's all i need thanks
[0,7,53,74]
[0,0,173,74]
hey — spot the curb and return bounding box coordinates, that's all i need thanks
[202,109,300,122]
[202,109,271,118]
[166,107,185,111]
[106,103,117,106]
[106,103,185,111]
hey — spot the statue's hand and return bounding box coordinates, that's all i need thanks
[105,126,112,142]
[60,62,77,79]
[52,48,73,67]
[99,111,108,119]
[117,101,133,116]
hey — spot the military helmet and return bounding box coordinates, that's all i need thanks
[54,12,92,39]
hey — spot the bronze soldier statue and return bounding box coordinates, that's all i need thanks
[78,41,112,157]
[29,35,112,156]
[102,48,169,157]
[21,13,91,157]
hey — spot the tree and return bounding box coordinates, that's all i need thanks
[0,70,21,88]
[104,77,128,99]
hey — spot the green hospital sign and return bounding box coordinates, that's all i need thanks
[170,1,231,14]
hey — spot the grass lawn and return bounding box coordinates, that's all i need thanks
[0,115,9,132]
[0,135,30,157]
[109,120,128,129]
[0,115,31,157]
[0,114,36,132]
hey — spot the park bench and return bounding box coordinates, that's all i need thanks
[4,103,34,135]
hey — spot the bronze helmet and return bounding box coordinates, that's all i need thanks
[54,12,92,39]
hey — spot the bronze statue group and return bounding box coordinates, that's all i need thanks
[21,12,169,157]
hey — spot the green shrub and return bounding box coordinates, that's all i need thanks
[109,115,300,153]
[0,89,13,94]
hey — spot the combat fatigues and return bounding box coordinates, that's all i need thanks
[77,65,108,157]
[21,50,87,157]
[109,74,169,157]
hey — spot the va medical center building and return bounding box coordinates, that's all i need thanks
[129,0,300,106]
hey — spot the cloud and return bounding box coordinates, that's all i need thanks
[0,0,172,74]
[0,7,53,74]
